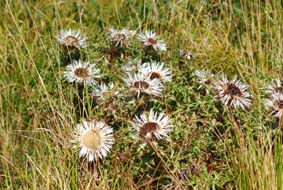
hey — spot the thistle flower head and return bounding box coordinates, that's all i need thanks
[56,29,87,49]
[133,109,173,142]
[138,30,166,51]
[108,27,135,47]
[64,60,100,86]
[140,61,172,82]
[92,83,119,100]
[72,120,115,162]
[265,93,283,118]
[214,75,252,109]
[265,78,283,96]
[123,73,163,97]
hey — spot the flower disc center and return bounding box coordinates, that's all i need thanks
[149,72,161,80]
[140,122,160,138]
[276,100,283,109]
[66,36,80,47]
[225,83,241,96]
[81,129,101,150]
[74,68,89,78]
[133,81,150,89]
[205,79,212,85]
[115,33,126,41]
[148,38,157,45]
[274,87,283,93]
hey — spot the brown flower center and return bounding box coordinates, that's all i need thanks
[133,81,150,89]
[276,100,283,109]
[65,36,80,47]
[148,38,157,45]
[205,80,211,85]
[115,33,126,41]
[274,87,283,93]
[74,68,89,78]
[149,72,161,80]
[81,129,101,150]
[139,122,160,138]
[224,83,242,97]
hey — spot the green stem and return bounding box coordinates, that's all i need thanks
[85,84,92,118]
[131,94,145,117]
[228,109,245,147]
[82,82,92,118]
[278,116,283,130]
[148,141,184,189]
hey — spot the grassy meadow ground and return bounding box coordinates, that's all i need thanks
[1,0,283,189]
